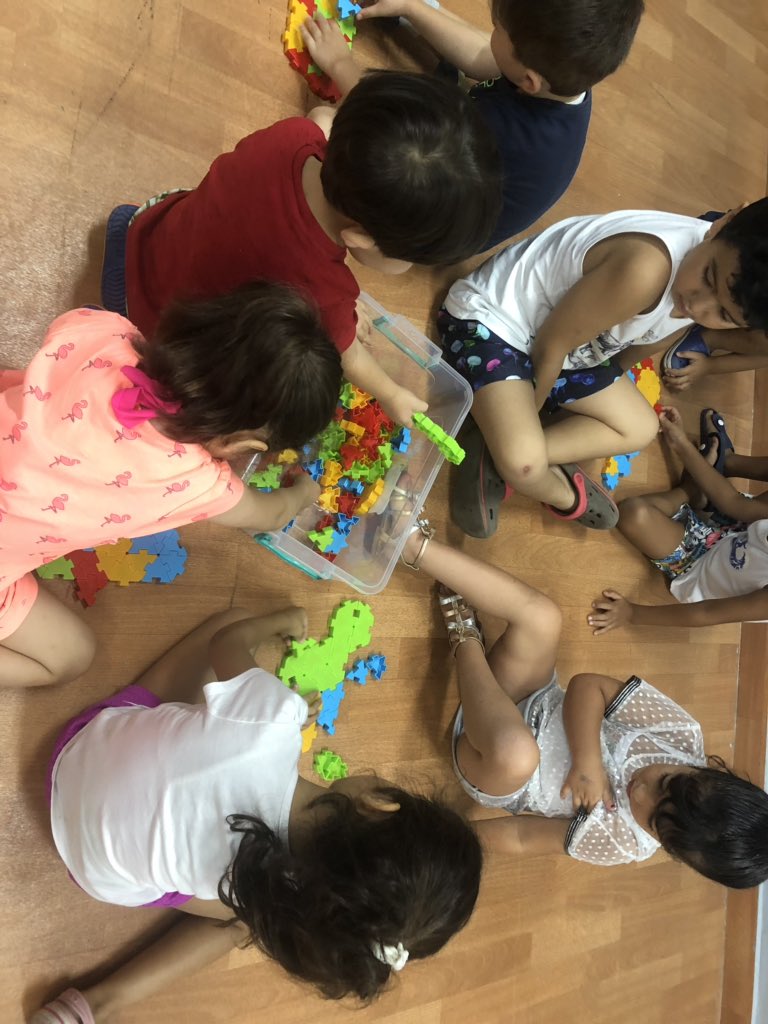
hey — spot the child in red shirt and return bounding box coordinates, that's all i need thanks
[105,72,502,427]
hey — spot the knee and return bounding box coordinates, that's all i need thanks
[620,406,659,452]
[617,496,655,537]
[494,451,548,491]
[54,620,97,685]
[489,731,540,791]
[530,594,563,646]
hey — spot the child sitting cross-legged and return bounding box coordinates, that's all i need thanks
[33,607,482,1023]
[588,406,768,634]
[439,199,768,537]
[399,517,768,886]
[0,284,340,688]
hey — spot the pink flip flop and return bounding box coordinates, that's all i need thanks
[543,463,619,530]
[31,988,95,1024]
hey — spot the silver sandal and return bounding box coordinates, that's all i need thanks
[400,509,434,570]
[437,584,485,655]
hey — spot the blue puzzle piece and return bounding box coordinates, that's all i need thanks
[318,681,346,735]
[366,654,387,680]
[327,531,349,555]
[129,529,182,556]
[346,659,369,685]
[338,0,362,16]
[142,547,188,583]
[336,513,359,534]
[304,458,324,481]
[339,477,365,495]
[392,427,411,453]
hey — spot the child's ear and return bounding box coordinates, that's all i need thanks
[208,433,269,458]
[357,791,401,816]
[339,224,377,252]
[706,204,745,238]
[516,67,546,96]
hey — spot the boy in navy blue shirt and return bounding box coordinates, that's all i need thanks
[303,0,644,250]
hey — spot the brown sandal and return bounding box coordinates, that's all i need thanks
[400,509,435,570]
[437,585,485,655]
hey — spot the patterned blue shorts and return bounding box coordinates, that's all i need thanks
[437,309,623,404]
[651,503,745,578]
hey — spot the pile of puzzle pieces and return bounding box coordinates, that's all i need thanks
[601,358,663,492]
[283,0,361,102]
[36,530,188,607]
[251,383,412,562]
[278,600,388,739]
[313,748,349,781]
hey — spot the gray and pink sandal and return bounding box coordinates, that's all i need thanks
[543,463,618,530]
[31,988,95,1024]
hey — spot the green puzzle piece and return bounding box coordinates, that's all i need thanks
[412,412,466,465]
[314,748,349,781]
[278,600,374,696]
[36,556,75,580]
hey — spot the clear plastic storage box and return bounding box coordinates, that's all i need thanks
[248,292,472,594]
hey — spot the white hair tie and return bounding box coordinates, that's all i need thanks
[372,941,409,971]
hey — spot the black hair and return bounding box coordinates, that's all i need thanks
[652,757,768,889]
[134,281,342,451]
[218,787,483,1000]
[490,0,644,95]
[321,71,502,264]
[716,197,768,331]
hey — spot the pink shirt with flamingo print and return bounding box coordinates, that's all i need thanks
[0,308,243,587]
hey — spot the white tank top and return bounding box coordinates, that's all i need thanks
[671,519,768,605]
[444,210,708,369]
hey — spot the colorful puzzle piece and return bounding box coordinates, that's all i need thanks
[601,360,662,490]
[412,412,466,465]
[314,748,349,780]
[36,556,75,580]
[301,721,318,753]
[317,681,345,734]
[346,658,369,685]
[95,538,156,585]
[142,547,188,583]
[278,600,374,696]
[283,0,356,102]
[366,653,387,679]
[69,549,109,607]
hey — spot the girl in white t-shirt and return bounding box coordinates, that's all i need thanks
[33,608,482,1024]
[589,405,768,634]
[401,515,768,881]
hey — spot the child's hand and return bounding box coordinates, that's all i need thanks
[587,589,634,635]
[662,351,710,392]
[380,385,428,427]
[356,0,412,19]
[278,607,309,644]
[658,405,692,453]
[288,470,322,513]
[300,15,355,78]
[291,684,322,722]
[561,759,616,814]
[355,303,375,351]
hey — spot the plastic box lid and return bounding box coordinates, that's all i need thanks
[246,292,472,594]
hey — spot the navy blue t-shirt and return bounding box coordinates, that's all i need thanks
[470,77,592,251]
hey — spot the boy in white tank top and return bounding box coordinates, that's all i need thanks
[440,199,768,537]
[588,405,768,633]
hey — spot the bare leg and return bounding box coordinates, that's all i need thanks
[407,536,561,795]
[471,380,575,509]
[132,607,255,704]
[476,815,570,855]
[724,452,768,481]
[617,493,687,559]
[80,914,249,1023]
[542,375,659,464]
[0,584,95,688]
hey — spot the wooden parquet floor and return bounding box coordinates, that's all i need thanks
[1,1,767,1022]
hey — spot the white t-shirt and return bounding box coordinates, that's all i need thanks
[671,519,768,603]
[50,669,308,906]
[444,211,707,370]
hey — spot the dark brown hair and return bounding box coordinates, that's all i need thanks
[491,0,644,95]
[135,282,342,451]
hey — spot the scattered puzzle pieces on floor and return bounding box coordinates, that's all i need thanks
[366,653,387,679]
[314,748,349,780]
[412,412,466,465]
[346,658,369,685]
[601,359,662,491]
[36,529,189,607]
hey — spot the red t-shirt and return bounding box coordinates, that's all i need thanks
[125,118,359,352]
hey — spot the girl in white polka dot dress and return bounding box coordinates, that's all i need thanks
[401,515,768,887]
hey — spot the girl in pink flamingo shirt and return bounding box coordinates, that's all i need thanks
[0,282,341,687]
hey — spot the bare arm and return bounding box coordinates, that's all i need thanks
[664,327,768,391]
[589,587,768,633]
[340,336,427,424]
[210,472,320,533]
[357,0,499,81]
[476,815,570,855]
[208,608,308,679]
[531,239,671,409]
[560,674,623,812]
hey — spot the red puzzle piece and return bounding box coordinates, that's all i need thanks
[69,549,109,607]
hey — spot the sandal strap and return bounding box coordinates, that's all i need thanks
[400,511,434,571]
[437,587,485,654]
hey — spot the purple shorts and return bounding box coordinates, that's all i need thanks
[48,684,193,909]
